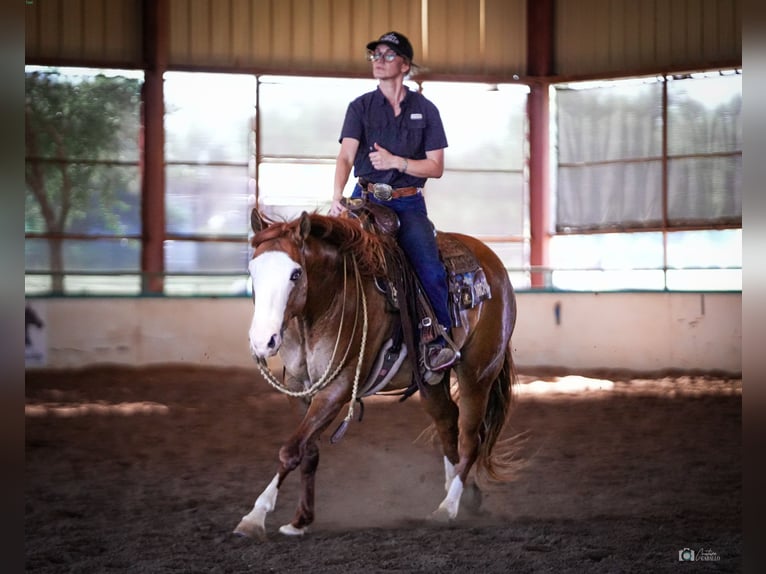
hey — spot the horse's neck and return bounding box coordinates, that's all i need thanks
[301,255,349,333]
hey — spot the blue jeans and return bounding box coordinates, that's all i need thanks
[352,184,452,330]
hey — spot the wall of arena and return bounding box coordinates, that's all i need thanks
[25,292,741,375]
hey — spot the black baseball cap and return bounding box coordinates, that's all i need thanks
[366,31,414,62]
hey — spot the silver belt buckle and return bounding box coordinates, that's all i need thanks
[372,183,394,201]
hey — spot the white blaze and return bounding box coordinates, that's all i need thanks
[248,251,299,358]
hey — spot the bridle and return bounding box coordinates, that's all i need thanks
[254,252,369,430]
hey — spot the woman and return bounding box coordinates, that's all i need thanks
[329,31,456,375]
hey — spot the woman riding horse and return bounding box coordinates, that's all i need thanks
[234,210,518,538]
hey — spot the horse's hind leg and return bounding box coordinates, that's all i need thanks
[418,375,461,491]
[431,362,501,521]
[430,395,482,521]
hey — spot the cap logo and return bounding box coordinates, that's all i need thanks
[380,33,399,45]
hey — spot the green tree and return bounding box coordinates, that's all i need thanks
[25,70,142,292]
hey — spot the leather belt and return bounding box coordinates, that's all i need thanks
[361,180,420,201]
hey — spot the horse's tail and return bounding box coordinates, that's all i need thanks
[475,345,523,486]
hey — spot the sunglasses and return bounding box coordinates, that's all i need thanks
[366,50,399,63]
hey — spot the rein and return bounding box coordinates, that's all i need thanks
[255,254,368,435]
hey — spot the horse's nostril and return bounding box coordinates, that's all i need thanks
[267,334,277,349]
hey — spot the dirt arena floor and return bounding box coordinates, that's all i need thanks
[25,365,741,573]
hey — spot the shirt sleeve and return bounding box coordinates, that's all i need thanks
[339,98,364,143]
[422,98,448,152]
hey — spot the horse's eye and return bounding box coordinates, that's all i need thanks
[290,268,302,281]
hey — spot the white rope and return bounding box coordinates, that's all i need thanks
[341,257,368,424]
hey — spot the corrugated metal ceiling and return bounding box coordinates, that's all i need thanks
[25,0,740,78]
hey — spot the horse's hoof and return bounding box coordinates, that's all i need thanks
[460,482,483,515]
[428,507,454,523]
[278,523,306,536]
[233,519,267,541]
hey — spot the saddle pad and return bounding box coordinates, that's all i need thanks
[436,233,481,275]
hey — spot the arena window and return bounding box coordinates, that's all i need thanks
[24,68,741,295]
[551,70,741,291]
[25,67,144,295]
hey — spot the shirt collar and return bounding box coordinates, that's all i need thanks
[374,85,411,107]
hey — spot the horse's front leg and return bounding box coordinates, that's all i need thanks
[233,435,313,539]
[278,441,319,536]
[277,391,344,535]
[232,452,293,540]
[233,392,344,539]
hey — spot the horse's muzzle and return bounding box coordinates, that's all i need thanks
[249,330,282,360]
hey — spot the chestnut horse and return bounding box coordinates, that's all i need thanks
[234,209,518,539]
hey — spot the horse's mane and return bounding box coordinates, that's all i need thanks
[252,212,392,277]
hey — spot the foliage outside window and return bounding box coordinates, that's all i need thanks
[25,67,143,295]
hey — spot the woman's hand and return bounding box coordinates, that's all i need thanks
[369,142,402,171]
[329,198,346,216]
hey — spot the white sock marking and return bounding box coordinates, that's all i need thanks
[240,473,280,530]
[436,475,464,520]
[443,456,458,492]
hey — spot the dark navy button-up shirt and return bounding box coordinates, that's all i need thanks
[339,86,448,188]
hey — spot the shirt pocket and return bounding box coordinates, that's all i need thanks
[365,117,392,151]
[402,118,426,156]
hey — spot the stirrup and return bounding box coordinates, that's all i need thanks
[423,369,446,385]
[426,344,458,372]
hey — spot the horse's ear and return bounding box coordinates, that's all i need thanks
[251,208,267,234]
[298,211,311,240]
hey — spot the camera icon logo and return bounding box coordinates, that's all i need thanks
[678,548,695,561]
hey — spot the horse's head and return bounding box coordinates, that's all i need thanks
[247,209,311,359]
